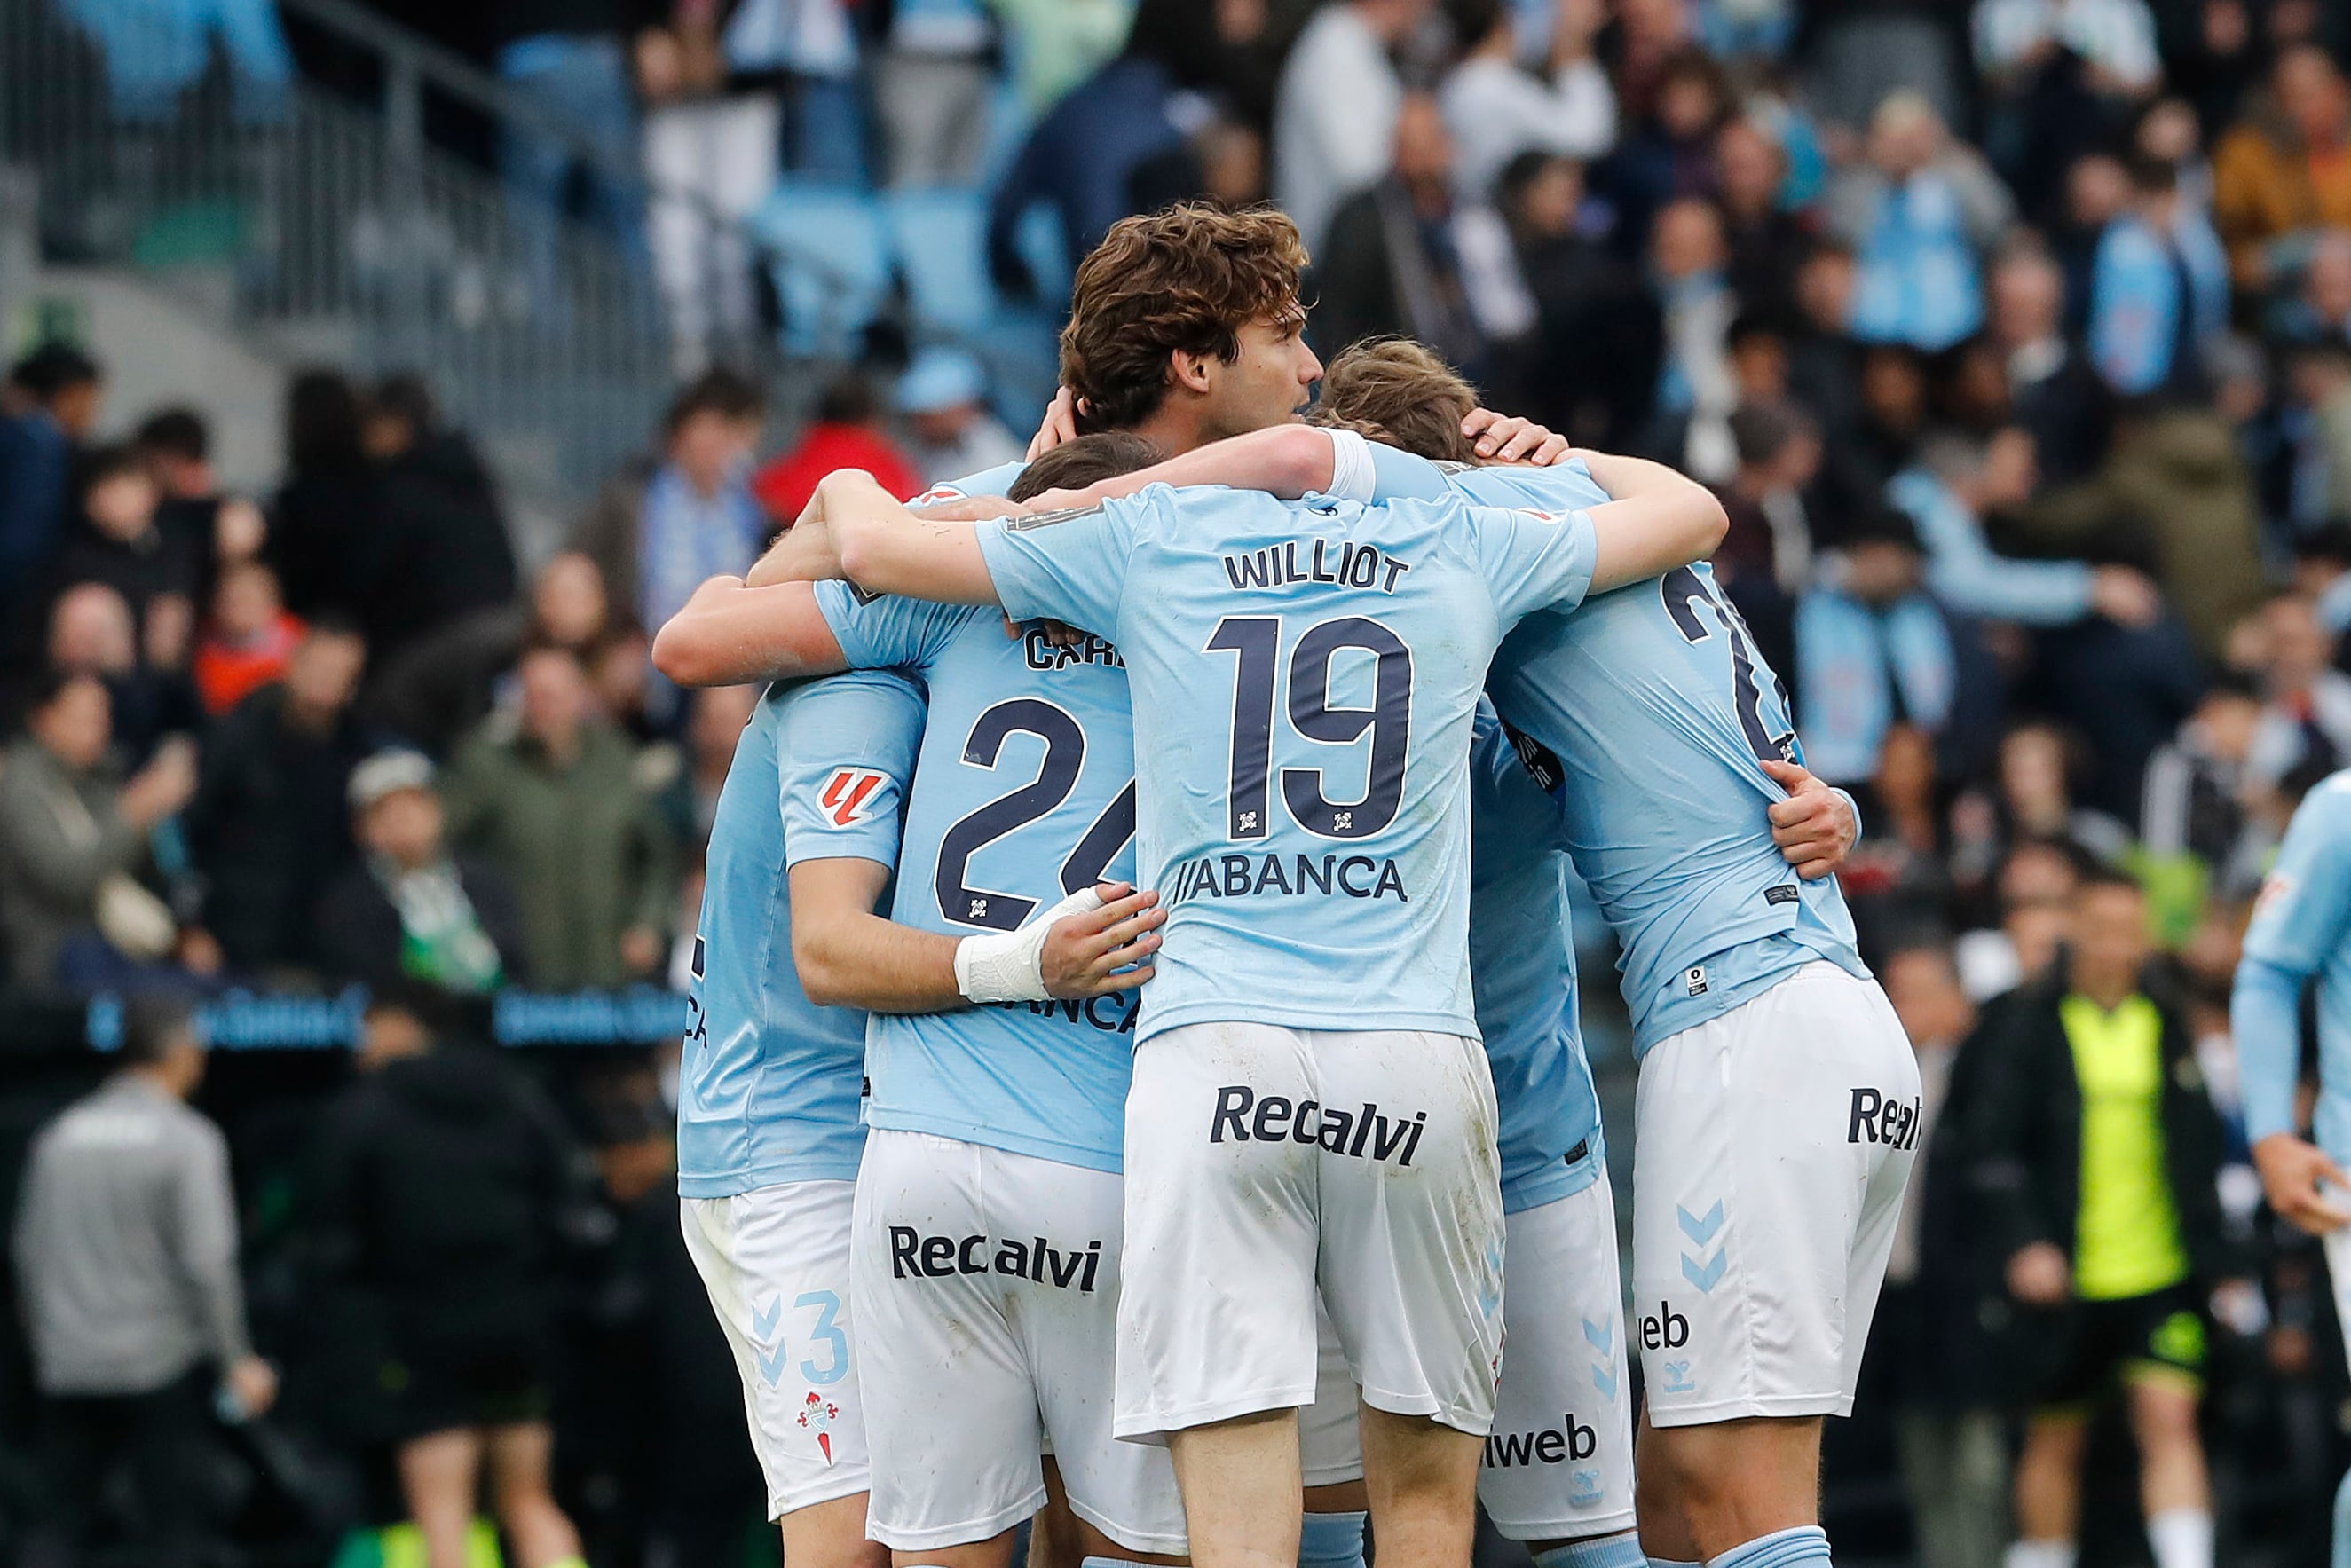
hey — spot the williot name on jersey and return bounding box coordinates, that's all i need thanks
[1221,539,1414,594]
[1167,852,1409,904]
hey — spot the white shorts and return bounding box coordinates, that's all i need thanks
[1116,1022,1505,1445]
[1632,961,1919,1426]
[1481,1172,1637,1540]
[1290,1174,1636,1541]
[681,1181,867,1519]
[850,1130,1186,1555]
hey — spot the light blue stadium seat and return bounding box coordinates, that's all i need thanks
[1013,203,1073,305]
[750,182,892,357]
[885,186,994,334]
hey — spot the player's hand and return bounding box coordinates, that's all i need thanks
[2252,1132,2351,1235]
[1760,759,1856,880]
[1040,883,1164,998]
[1463,408,1570,466]
[2006,1241,2072,1306]
[1028,388,1081,459]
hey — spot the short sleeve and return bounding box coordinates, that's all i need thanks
[1365,441,1455,501]
[777,671,927,870]
[2244,785,2351,979]
[815,579,965,673]
[1467,503,1599,628]
[974,491,1150,634]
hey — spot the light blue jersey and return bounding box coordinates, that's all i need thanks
[975,484,1598,1042]
[815,580,1140,1172]
[918,461,1028,504]
[1382,458,1867,1055]
[1469,702,1602,1213]
[678,672,925,1198]
[2235,771,2351,1162]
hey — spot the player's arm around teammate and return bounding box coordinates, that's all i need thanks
[817,455,1726,614]
[792,860,1163,1012]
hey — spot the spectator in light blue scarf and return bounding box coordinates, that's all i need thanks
[1792,508,1960,788]
[2088,155,2230,399]
[1829,92,2014,351]
[59,0,290,123]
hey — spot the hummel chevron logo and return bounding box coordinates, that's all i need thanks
[1682,1249,1728,1292]
[752,1298,784,1341]
[1592,1362,1618,1400]
[1676,1202,1724,1245]
[1582,1317,1613,1354]
[757,1338,793,1386]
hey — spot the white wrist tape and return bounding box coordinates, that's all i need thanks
[953,885,1108,1004]
[1321,425,1377,503]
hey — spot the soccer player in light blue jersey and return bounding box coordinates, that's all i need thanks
[680,660,1160,1568]
[676,669,921,1568]
[1028,386,1863,1568]
[2233,770,2351,1568]
[770,446,1723,1568]
[1463,706,1640,1568]
[1300,342,1911,1568]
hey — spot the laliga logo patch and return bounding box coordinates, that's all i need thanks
[798,1391,842,1463]
[1515,508,1566,524]
[912,485,967,506]
[818,768,888,828]
[2254,871,2296,921]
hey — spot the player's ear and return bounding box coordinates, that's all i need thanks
[1168,347,1217,398]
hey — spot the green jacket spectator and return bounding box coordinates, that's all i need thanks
[439,645,676,989]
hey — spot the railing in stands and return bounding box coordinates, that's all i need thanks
[0,0,893,508]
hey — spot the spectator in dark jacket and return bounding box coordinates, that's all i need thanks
[182,618,370,973]
[267,370,383,626]
[358,374,519,665]
[1313,92,1490,379]
[305,994,588,1568]
[1499,151,1661,448]
[1876,944,2008,1568]
[312,751,528,995]
[134,404,266,616]
[0,344,104,638]
[1962,868,2253,1568]
[44,445,202,669]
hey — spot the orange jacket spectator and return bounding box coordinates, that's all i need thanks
[2213,45,2351,288]
[193,561,305,715]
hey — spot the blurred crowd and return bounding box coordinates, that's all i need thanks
[11,0,2351,1560]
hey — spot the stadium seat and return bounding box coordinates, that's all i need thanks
[885,186,996,335]
[749,182,893,358]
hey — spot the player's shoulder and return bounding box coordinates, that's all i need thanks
[920,459,1028,502]
[775,666,927,736]
[2300,769,2351,823]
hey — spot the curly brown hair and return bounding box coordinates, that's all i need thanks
[1312,338,1479,464]
[1060,203,1309,434]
